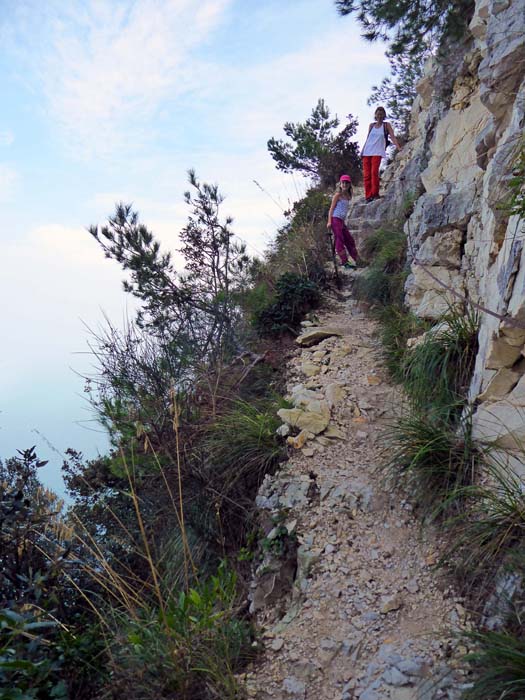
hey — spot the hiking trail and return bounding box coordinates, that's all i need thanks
[244,271,470,700]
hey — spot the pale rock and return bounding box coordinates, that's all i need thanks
[301,361,321,377]
[305,399,331,420]
[302,447,315,457]
[383,667,411,687]
[271,638,285,652]
[477,367,522,401]
[276,424,290,437]
[312,350,328,362]
[405,265,465,319]
[485,334,523,369]
[296,327,343,347]
[389,689,416,700]
[282,677,306,696]
[416,230,462,269]
[324,426,346,440]
[500,320,525,347]
[380,593,403,614]
[277,408,329,435]
[287,429,310,449]
[325,382,345,408]
[472,374,525,447]
[405,579,420,594]
[406,321,450,349]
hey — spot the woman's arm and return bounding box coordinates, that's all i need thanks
[327,193,340,228]
[386,122,402,150]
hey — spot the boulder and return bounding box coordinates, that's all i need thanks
[295,327,343,347]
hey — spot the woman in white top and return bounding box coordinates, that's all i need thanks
[361,106,401,203]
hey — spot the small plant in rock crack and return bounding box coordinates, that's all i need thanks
[237,530,259,563]
[260,515,297,558]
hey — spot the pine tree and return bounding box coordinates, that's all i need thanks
[335,0,474,56]
[267,98,361,187]
[368,50,426,139]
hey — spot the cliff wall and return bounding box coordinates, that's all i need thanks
[350,0,525,468]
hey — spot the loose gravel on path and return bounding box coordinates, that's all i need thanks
[245,276,470,700]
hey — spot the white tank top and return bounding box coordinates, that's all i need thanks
[362,124,387,157]
[333,196,350,219]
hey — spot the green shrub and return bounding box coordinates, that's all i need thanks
[401,307,479,414]
[106,562,254,700]
[441,460,525,588]
[462,615,525,700]
[385,407,479,517]
[0,609,67,700]
[202,399,285,516]
[354,226,407,307]
[253,272,320,336]
[376,305,427,380]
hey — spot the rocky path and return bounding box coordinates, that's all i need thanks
[244,274,470,700]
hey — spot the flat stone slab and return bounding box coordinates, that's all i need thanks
[296,327,343,347]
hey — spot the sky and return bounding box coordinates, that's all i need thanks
[0,0,389,495]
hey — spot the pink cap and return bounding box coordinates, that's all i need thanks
[339,174,351,182]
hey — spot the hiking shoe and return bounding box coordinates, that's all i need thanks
[343,261,356,269]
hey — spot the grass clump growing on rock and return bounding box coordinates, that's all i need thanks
[462,611,525,700]
[401,307,479,413]
[441,459,525,592]
[385,408,479,517]
[354,226,407,307]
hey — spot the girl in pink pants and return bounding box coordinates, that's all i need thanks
[327,174,360,269]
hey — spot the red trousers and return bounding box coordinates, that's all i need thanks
[330,217,358,264]
[362,155,382,198]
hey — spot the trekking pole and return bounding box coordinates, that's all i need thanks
[327,227,342,289]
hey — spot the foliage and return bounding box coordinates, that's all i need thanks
[401,307,479,414]
[376,305,427,381]
[260,188,332,286]
[462,610,525,700]
[353,226,407,307]
[267,99,361,187]
[195,398,286,544]
[252,272,320,336]
[368,50,425,138]
[335,0,475,57]
[506,141,525,222]
[0,447,69,610]
[0,609,66,700]
[0,449,103,700]
[105,562,254,700]
[441,460,525,588]
[89,171,251,371]
[385,408,478,517]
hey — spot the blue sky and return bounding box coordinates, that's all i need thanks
[0,0,388,494]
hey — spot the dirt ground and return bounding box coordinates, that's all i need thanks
[244,273,470,700]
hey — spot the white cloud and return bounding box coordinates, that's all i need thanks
[8,0,231,159]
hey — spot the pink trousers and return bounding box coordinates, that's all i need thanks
[330,217,358,264]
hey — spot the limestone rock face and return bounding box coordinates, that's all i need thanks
[348,0,525,453]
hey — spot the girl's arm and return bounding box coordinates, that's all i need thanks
[386,122,402,150]
[327,193,340,228]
